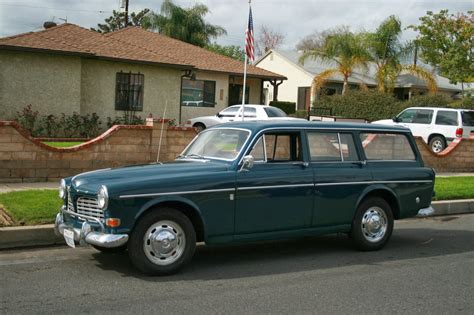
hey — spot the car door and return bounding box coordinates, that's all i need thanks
[308,131,372,227]
[235,130,313,234]
[395,108,434,141]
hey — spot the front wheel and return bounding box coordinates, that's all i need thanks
[350,197,394,251]
[193,123,206,132]
[128,208,196,276]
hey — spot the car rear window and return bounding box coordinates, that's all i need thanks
[360,133,415,161]
[264,107,287,117]
[435,110,458,126]
[461,111,474,126]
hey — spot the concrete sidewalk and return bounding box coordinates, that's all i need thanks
[1,172,472,194]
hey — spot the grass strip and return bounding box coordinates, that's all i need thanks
[42,141,84,148]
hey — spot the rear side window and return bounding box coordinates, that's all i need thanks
[360,133,415,160]
[435,110,458,126]
[461,111,474,126]
[307,132,359,162]
[264,107,287,117]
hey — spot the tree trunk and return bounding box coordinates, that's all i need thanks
[342,77,349,95]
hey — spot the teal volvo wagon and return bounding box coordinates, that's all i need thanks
[55,121,435,275]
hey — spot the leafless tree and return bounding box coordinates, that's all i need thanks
[256,25,285,57]
[296,26,350,51]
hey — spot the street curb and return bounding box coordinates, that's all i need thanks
[0,199,473,250]
[0,224,65,249]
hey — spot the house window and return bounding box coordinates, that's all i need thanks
[115,72,144,111]
[181,78,216,107]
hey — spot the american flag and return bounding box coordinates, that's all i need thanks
[245,7,254,62]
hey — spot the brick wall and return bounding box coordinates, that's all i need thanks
[0,119,196,183]
[0,119,472,183]
[415,137,474,173]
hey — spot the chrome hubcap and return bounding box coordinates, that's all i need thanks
[144,220,185,266]
[432,140,443,153]
[361,206,388,243]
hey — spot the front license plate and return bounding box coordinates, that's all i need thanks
[63,229,75,248]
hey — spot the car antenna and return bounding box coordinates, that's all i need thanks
[156,101,167,163]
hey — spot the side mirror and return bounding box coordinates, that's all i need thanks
[242,155,254,170]
[392,116,399,122]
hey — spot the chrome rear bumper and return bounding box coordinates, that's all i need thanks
[54,206,128,248]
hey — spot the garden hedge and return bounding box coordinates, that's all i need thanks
[269,101,296,114]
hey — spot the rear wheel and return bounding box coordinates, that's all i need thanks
[429,135,446,153]
[128,208,196,276]
[350,197,394,251]
[193,123,206,132]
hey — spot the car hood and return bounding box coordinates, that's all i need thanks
[371,119,395,125]
[70,160,230,195]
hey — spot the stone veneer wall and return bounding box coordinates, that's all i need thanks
[0,119,196,183]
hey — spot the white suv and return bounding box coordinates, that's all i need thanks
[373,107,474,153]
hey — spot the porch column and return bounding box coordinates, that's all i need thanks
[270,79,284,102]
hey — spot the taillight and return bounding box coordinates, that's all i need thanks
[456,128,463,138]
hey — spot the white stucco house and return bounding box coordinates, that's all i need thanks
[255,49,465,111]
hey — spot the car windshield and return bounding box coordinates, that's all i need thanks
[461,111,474,126]
[180,128,250,161]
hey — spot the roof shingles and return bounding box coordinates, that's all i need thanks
[0,23,284,79]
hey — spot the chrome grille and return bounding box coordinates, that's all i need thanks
[76,197,104,219]
[67,191,74,212]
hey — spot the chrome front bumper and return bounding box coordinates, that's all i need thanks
[54,206,128,248]
[417,206,435,217]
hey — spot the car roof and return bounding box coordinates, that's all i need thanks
[404,107,472,112]
[227,104,268,109]
[210,120,410,133]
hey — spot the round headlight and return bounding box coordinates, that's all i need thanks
[97,185,109,209]
[59,179,66,199]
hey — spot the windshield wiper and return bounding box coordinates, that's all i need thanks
[182,153,206,159]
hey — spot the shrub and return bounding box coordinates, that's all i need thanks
[294,110,308,119]
[15,104,39,134]
[404,94,451,108]
[269,101,296,115]
[315,90,403,122]
[449,97,474,109]
[106,113,145,129]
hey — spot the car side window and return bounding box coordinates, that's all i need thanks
[249,132,302,162]
[397,109,416,123]
[307,132,359,162]
[435,111,458,126]
[412,109,434,124]
[360,133,415,160]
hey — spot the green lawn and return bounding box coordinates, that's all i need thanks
[0,190,61,225]
[42,141,84,148]
[0,177,472,226]
[434,176,474,201]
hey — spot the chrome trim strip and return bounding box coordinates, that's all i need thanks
[237,183,314,191]
[119,188,235,199]
[314,180,433,187]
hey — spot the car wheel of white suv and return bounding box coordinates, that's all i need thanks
[429,135,446,153]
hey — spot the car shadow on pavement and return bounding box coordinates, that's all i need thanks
[91,226,474,281]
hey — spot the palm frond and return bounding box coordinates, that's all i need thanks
[401,65,438,92]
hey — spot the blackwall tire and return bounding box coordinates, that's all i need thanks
[128,208,196,276]
[350,197,394,251]
[429,135,446,153]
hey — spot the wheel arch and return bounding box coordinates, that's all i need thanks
[134,197,206,242]
[356,185,401,220]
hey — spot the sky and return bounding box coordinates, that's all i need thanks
[0,0,471,50]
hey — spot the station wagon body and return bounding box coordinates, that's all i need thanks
[55,121,435,275]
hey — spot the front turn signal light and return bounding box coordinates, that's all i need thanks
[106,218,121,228]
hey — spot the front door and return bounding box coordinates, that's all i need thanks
[229,84,249,106]
[307,131,372,227]
[235,131,313,234]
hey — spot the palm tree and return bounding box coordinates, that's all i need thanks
[365,16,437,93]
[299,31,370,100]
[142,0,226,47]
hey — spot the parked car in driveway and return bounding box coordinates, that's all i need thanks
[372,107,474,153]
[55,121,435,275]
[184,104,303,131]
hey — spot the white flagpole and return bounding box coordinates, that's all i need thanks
[241,0,251,121]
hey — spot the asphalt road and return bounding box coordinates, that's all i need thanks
[1,215,473,314]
